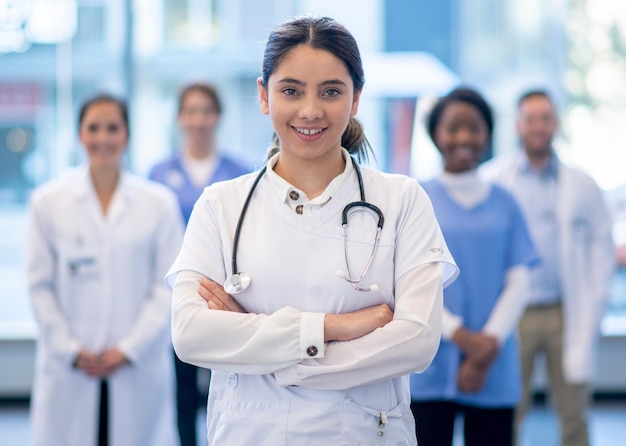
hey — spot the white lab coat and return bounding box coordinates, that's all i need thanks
[168,156,459,445]
[481,154,615,382]
[27,167,183,446]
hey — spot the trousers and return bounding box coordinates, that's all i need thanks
[515,304,590,446]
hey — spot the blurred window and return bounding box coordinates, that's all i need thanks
[75,5,104,43]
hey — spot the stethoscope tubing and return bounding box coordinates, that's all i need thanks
[231,165,267,275]
[227,156,384,294]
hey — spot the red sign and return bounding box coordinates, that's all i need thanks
[0,82,42,119]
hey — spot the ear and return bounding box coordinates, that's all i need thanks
[350,89,362,117]
[78,128,87,147]
[257,77,269,115]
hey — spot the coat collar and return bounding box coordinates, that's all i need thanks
[70,165,139,226]
[71,165,137,202]
[516,150,560,179]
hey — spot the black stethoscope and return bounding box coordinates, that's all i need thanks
[223,156,385,295]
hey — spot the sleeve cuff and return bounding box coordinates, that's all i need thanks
[274,364,299,387]
[116,340,138,364]
[299,312,325,359]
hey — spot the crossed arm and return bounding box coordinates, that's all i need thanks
[198,277,393,343]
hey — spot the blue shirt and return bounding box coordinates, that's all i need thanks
[507,155,561,305]
[149,154,250,224]
[411,180,537,407]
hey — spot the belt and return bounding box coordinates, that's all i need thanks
[526,301,561,310]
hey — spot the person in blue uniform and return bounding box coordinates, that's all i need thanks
[410,87,538,446]
[149,83,250,446]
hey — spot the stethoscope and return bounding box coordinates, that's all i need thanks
[223,156,385,295]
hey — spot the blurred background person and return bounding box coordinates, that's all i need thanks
[149,82,250,446]
[481,89,615,446]
[410,87,537,446]
[605,184,626,312]
[26,93,183,446]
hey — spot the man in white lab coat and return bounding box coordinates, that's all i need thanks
[481,89,615,446]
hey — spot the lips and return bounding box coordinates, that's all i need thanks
[292,126,326,141]
[294,127,324,135]
[453,146,476,158]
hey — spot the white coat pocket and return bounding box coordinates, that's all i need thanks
[341,398,414,446]
[208,399,289,446]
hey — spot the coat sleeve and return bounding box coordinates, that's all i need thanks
[171,269,325,374]
[586,180,615,324]
[272,181,458,390]
[26,193,82,363]
[273,262,445,390]
[116,191,184,362]
[573,178,615,357]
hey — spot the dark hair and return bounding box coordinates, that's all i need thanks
[78,93,129,136]
[517,89,554,108]
[261,16,372,162]
[426,87,494,144]
[178,82,223,115]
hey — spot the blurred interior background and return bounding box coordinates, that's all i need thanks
[1,0,625,419]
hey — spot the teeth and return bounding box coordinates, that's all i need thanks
[296,128,323,135]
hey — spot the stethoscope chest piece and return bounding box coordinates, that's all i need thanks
[224,273,251,295]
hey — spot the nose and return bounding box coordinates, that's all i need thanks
[94,128,110,145]
[455,127,474,145]
[298,95,323,120]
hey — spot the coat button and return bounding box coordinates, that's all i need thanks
[306,345,318,357]
[296,205,303,214]
[289,190,300,200]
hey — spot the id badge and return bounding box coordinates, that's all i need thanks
[64,243,100,281]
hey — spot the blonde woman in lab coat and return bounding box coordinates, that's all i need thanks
[168,16,459,445]
[27,93,183,446]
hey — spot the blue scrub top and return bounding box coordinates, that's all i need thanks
[411,180,538,408]
[149,155,250,224]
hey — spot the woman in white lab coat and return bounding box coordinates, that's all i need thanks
[168,16,459,445]
[27,93,183,446]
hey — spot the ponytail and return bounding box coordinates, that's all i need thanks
[342,117,373,163]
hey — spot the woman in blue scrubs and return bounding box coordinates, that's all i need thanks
[410,87,538,446]
[149,83,249,446]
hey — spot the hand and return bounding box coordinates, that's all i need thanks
[75,349,102,377]
[75,348,128,378]
[452,327,499,368]
[198,277,246,312]
[324,304,393,342]
[97,348,129,376]
[457,359,488,393]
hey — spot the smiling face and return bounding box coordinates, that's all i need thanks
[79,101,128,172]
[516,94,558,158]
[434,101,490,173]
[257,44,361,165]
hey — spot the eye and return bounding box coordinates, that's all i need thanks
[282,88,298,96]
[87,123,99,133]
[468,124,482,134]
[107,124,121,133]
[322,88,340,97]
[444,123,459,134]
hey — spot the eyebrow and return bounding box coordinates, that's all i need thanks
[276,78,348,87]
